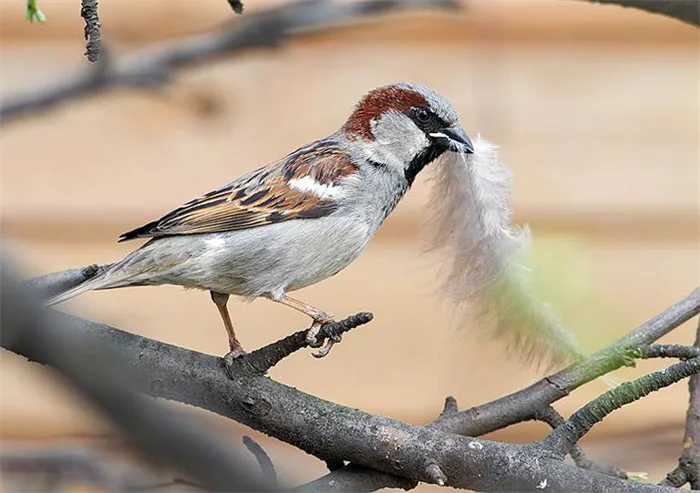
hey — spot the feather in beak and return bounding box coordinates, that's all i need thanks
[424,134,583,370]
[430,126,474,154]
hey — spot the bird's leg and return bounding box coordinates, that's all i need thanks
[272,294,341,358]
[210,291,246,366]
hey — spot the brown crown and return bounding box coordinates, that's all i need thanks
[343,85,428,140]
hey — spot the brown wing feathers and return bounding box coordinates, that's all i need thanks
[118,140,357,242]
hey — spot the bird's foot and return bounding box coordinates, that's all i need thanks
[306,319,343,359]
[223,345,247,374]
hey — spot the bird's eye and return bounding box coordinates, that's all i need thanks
[415,108,431,124]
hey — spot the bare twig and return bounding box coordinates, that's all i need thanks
[80,0,101,62]
[544,357,700,456]
[533,406,627,478]
[439,396,459,417]
[0,0,458,124]
[660,318,700,489]
[643,344,700,360]
[237,312,373,375]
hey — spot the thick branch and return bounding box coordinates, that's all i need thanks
[3,307,676,492]
[0,0,457,124]
[19,267,699,491]
[315,290,699,492]
[585,0,700,27]
[544,357,700,455]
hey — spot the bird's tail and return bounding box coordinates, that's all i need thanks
[45,265,133,307]
[425,135,584,370]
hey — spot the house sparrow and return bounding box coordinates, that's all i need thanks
[46,82,474,364]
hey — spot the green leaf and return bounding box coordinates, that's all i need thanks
[25,0,46,23]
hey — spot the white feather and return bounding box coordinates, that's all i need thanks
[289,176,345,200]
[425,135,583,368]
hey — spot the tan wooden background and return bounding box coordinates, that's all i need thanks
[1,0,698,487]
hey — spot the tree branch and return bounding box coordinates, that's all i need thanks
[1,262,268,492]
[660,318,700,489]
[25,263,108,299]
[533,406,627,478]
[314,289,700,491]
[544,357,700,456]
[16,266,698,491]
[585,0,700,27]
[80,0,101,62]
[0,443,156,491]
[0,0,458,124]
[432,288,700,437]
[243,436,278,488]
[1,294,679,491]
[239,312,373,375]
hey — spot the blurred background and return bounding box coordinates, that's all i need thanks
[1,0,698,489]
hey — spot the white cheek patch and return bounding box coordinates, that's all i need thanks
[369,111,431,171]
[289,176,345,200]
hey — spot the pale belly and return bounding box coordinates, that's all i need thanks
[126,214,374,299]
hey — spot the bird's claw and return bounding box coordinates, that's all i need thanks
[223,346,247,377]
[306,319,343,358]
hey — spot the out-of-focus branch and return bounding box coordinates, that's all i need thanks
[0,0,457,124]
[0,443,155,491]
[586,0,700,27]
[243,436,278,488]
[227,0,244,15]
[25,263,108,299]
[1,260,268,492]
[660,318,700,489]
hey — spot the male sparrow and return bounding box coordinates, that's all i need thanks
[46,82,474,363]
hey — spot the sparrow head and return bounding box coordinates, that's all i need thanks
[343,82,473,185]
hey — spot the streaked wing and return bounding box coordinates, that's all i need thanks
[118,139,358,242]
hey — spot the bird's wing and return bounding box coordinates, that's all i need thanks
[118,139,358,242]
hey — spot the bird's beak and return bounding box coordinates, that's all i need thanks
[430,126,474,154]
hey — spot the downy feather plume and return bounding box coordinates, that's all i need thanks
[425,135,584,369]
